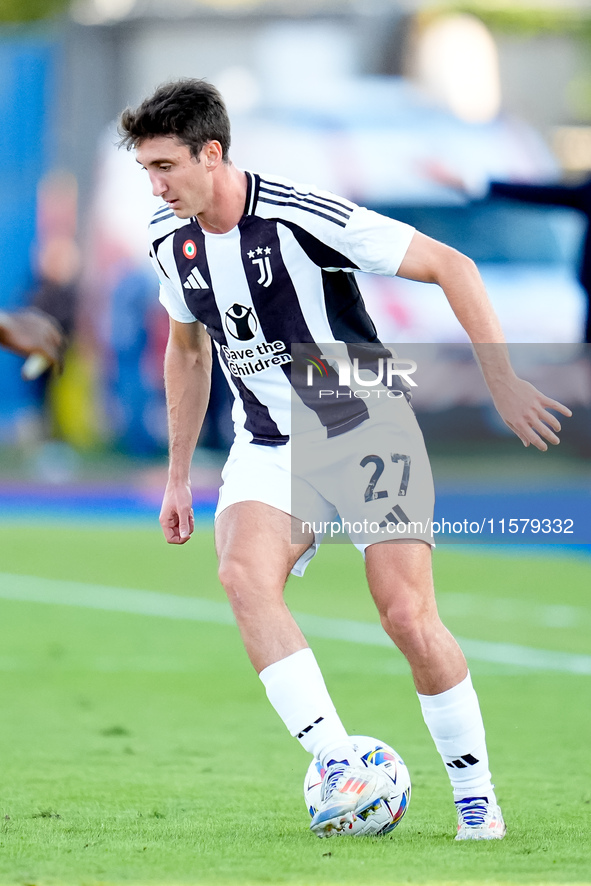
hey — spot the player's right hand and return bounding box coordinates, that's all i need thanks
[489,375,572,452]
[159,480,194,544]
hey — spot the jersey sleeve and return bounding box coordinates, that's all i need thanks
[149,240,196,324]
[342,206,415,276]
[253,174,415,277]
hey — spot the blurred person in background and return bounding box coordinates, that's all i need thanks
[27,235,79,354]
[423,160,591,344]
[0,231,77,376]
[0,169,80,405]
[488,177,591,456]
[488,177,591,344]
[23,235,80,442]
[119,78,571,843]
[0,302,65,372]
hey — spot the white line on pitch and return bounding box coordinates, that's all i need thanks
[0,573,590,675]
[437,591,590,630]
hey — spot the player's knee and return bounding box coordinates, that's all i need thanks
[379,598,437,654]
[218,561,258,623]
[217,557,251,598]
[218,558,285,626]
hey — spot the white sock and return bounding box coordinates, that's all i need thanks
[259,648,360,767]
[418,672,496,803]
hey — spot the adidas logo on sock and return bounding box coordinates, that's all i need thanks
[297,716,324,739]
[447,754,480,769]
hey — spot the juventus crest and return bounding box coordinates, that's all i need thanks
[247,246,273,288]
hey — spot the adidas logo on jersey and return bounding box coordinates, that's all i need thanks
[183,268,209,290]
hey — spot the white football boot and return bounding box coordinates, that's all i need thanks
[455,796,506,840]
[309,761,392,837]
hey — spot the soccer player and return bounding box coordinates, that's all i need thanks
[119,79,570,840]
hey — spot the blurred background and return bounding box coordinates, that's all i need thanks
[0,0,590,522]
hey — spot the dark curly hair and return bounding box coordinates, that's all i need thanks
[119,79,231,161]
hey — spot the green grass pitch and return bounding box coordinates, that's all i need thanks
[0,523,589,885]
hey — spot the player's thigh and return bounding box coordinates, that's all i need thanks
[215,500,313,596]
[365,539,438,626]
[306,399,435,548]
[215,436,334,579]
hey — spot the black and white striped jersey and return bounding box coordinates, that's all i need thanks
[149,171,415,445]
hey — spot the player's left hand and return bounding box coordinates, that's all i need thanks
[490,376,572,451]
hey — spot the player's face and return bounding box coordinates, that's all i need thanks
[136,136,212,218]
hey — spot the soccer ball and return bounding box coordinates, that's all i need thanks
[304,735,411,836]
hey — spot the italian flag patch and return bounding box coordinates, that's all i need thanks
[183,240,197,259]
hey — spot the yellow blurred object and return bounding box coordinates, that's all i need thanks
[48,344,104,449]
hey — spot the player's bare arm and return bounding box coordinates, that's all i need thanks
[0,308,64,373]
[160,317,212,544]
[397,231,572,450]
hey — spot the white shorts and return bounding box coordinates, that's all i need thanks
[215,397,434,576]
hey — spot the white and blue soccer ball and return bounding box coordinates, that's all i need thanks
[304,735,411,836]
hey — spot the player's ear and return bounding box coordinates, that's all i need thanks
[203,140,223,169]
